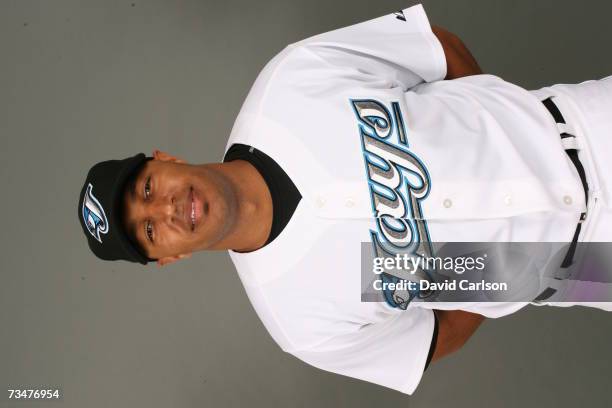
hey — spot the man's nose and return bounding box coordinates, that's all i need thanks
[149,195,176,221]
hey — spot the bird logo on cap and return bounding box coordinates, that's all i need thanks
[82,183,109,243]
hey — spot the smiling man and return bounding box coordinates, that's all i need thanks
[120,149,276,263]
[78,4,612,395]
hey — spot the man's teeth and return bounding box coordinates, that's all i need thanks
[191,201,195,226]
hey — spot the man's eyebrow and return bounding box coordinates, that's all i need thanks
[123,173,149,255]
[125,172,140,200]
[129,175,138,199]
[127,215,150,256]
[134,220,147,251]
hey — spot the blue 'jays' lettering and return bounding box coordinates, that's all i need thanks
[351,99,435,309]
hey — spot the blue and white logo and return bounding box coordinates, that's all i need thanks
[82,183,109,243]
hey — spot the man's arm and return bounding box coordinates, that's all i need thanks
[430,309,485,363]
[424,20,486,357]
[431,26,483,79]
[422,27,485,363]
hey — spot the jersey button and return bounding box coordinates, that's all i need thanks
[316,196,326,208]
[563,195,573,205]
[345,198,355,208]
[443,198,453,208]
[504,195,513,206]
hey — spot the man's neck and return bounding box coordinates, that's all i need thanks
[206,159,273,252]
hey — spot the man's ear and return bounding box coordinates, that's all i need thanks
[156,253,192,267]
[152,149,186,164]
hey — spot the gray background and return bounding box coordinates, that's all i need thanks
[1,0,610,407]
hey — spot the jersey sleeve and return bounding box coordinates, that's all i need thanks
[291,4,447,90]
[290,306,436,395]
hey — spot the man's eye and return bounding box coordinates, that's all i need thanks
[145,221,154,242]
[144,177,151,199]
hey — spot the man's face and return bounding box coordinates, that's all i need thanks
[122,151,235,264]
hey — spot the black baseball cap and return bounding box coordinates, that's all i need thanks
[77,153,154,264]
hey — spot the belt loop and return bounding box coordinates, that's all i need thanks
[556,123,578,138]
[543,97,579,142]
[560,135,579,150]
[541,97,589,271]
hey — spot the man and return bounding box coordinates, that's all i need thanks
[78,4,611,394]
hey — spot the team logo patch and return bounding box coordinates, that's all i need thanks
[82,183,109,243]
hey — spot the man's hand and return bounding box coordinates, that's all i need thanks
[431,309,485,363]
[431,26,483,79]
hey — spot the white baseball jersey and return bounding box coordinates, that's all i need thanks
[224,4,612,395]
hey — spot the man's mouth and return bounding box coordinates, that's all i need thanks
[187,187,202,232]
